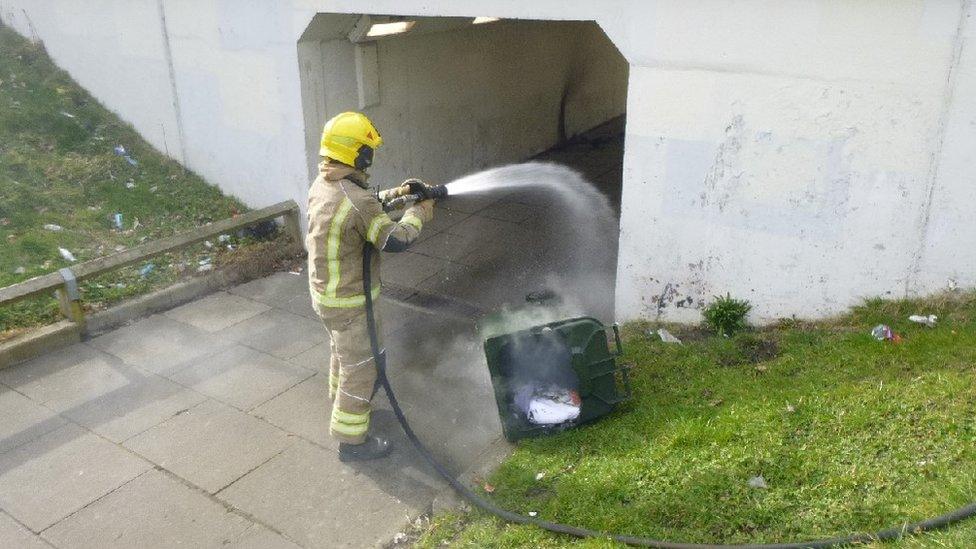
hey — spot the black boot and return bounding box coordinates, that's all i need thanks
[338,435,392,462]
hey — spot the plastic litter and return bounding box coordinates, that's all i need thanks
[43,223,63,231]
[113,213,123,229]
[197,264,214,273]
[535,472,546,481]
[139,263,155,277]
[59,111,75,118]
[113,145,139,167]
[218,234,231,243]
[871,324,903,344]
[748,475,768,489]
[908,314,938,328]
[204,240,213,248]
[58,247,77,262]
[198,257,212,266]
[657,328,682,344]
[14,266,25,275]
[125,181,136,189]
[528,511,538,517]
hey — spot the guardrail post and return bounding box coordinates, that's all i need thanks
[283,207,304,254]
[57,268,87,335]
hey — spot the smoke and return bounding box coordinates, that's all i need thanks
[384,161,618,439]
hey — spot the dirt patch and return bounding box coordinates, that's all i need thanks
[716,333,781,367]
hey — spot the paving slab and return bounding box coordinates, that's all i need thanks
[251,373,334,448]
[228,271,307,305]
[169,345,313,411]
[232,523,303,549]
[477,200,539,223]
[380,251,454,288]
[88,315,232,375]
[42,469,288,549]
[0,511,50,548]
[278,291,319,320]
[123,399,292,493]
[218,309,327,360]
[0,344,145,413]
[62,372,207,443]
[438,193,496,214]
[0,385,66,454]
[287,341,331,373]
[219,439,433,549]
[408,229,495,265]
[0,423,150,532]
[424,206,471,234]
[163,291,271,332]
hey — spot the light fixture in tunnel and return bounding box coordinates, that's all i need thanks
[472,17,500,24]
[348,15,417,43]
[366,20,416,37]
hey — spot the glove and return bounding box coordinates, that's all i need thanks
[401,178,433,199]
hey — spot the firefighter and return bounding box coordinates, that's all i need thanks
[306,112,435,461]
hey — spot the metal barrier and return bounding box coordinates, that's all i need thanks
[0,200,303,337]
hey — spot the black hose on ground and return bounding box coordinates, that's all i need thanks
[360,243,976,548]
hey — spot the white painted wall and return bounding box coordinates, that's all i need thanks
[2,0,974,322]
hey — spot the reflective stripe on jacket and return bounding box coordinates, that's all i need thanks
[306,162,429,312]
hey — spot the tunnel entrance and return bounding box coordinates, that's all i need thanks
[298,14,628,319]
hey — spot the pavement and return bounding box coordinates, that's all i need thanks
[0,122,623,548]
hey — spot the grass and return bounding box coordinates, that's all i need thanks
[415,292,976,548]
[0,24,260,337]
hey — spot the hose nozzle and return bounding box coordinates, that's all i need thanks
[382,184,449,212]
[427,184,449,201]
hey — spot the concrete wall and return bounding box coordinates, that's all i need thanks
[2,0,974,322]
[297,16,627,186]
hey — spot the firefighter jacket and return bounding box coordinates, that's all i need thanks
[306,162,432,316]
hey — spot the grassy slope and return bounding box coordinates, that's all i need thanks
[0,24,245,334]
[417,293,976,548]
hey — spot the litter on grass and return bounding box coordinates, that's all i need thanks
[14,266,25,275]
[139,263,155,277]
[908,314,938,328]
[113,213,123,229]
[43,224,63,231]
[871,324,902,343]
[748,475,768,489]
[657,328,682,344]
[58,247,77,262]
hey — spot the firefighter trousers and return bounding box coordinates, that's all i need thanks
[319,309,381,444]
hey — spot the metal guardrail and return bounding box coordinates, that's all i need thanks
[0,199,303,335]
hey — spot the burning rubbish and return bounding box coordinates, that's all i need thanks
[484,317,631,441]
[516,384,581,425]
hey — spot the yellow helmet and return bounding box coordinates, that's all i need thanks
[319,112,383,170]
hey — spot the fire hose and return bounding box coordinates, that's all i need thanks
[360,242,976,548]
